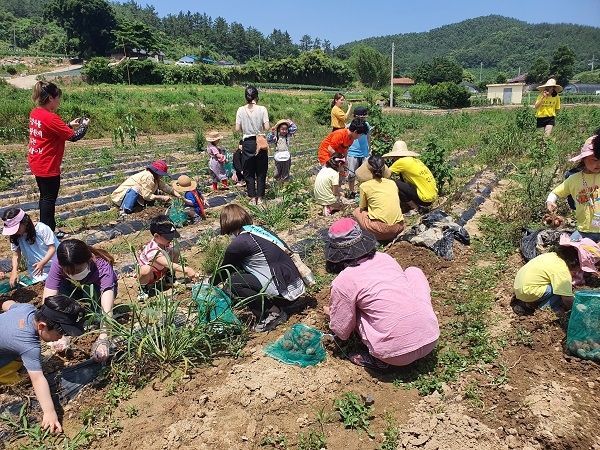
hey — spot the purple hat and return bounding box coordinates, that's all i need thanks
[324,218,377,263]
[2,209,25,236]
[570,136,596,162]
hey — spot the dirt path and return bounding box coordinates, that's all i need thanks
[4,65,82,90]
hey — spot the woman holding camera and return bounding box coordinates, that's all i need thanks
[28,81,89,238]
[534,78,562,137]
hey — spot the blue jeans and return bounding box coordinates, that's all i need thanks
[538,285,563,312]
[121,188,155,213]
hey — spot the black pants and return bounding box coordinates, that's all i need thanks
[35,175,61,231]
[242,138,268,199]
[395,180,431,213]
[228,272,288,319]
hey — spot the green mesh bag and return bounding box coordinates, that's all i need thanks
[224,150,233,178]
[263,323,327,367]
[567,290,600,361]
[0,275,35,294]
[168,198,189,228]
[192,283,242,334]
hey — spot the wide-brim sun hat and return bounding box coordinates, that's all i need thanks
[536,78,563,93]
[355,160,392,183]
[569,135,596,162]
[2,209,25,236]
[382,140,420,158]
[147,160,169,177]
[206,131,224,142]
[559,233,600,273]
[172,175,197,193]
[324,218,378,263]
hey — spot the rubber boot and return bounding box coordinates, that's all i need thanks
[222,180,229,189]
[212,182,218,192]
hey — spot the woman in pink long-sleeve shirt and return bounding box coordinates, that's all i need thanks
[324,218,439,370]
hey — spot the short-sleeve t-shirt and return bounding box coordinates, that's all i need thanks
[535,94,561,118]
[389,157,438,203]
[0,303,42,372]
[138,238,175,271]
[513,252,573,303]
[45,257,117,294]
[28,107,74,177]
[359,178,404,225]
[347,122,370,158]
[552,172,600,233]
[235,105,269,140]
[318,129,354,165]
[314,167,340,205]
[330,106,346,129]
[10,222,59,283]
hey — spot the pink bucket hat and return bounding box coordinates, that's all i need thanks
[2,209,25,236]
[569,136,596,162]
[559,233,600,273]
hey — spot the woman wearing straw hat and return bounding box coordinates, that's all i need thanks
[111,160,181,221]
[383,140,438,215]
[352,155,404,241]
[323,218,439,370]
[534,78,562,137]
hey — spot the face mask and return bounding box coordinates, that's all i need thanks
[68,267,90,281]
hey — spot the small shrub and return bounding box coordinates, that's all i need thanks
[334,392,374,437]
[420,140,453,194]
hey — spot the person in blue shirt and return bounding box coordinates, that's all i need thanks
[346,106,371,199]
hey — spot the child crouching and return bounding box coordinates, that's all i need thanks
[171,175,209,224]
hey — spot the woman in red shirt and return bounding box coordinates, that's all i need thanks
[28,81,89,237]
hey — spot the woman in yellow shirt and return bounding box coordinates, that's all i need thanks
[383,140,438,215]
[330,93,352,131]
[534,78,562,137]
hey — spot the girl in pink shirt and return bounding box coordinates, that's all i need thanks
[323,218,440,370]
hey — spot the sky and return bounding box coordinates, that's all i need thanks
[143,0,600,47]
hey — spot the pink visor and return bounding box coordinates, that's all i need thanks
[2,209,25,236]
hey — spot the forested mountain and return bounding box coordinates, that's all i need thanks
[336,15,600,73]
[0,1,598,78]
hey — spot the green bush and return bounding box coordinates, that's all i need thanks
[429,82,471,109]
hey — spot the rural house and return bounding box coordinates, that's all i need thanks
[486,82,525,104]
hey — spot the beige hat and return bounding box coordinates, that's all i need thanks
[206,131,223,142]
[382,140,419,158]
[355,160,392,182]
[536,78,563,93]
[171,175,197,193]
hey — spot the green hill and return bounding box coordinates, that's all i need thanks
[336,15,600,75]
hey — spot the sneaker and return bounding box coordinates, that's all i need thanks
[347,191,357,199]
[256,199,264,205]
[254,310,288,332]
[117,213,128,223]
[137,285,150,301]
[193,216,203,224]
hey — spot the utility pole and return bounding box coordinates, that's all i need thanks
[390,42,395,108]
[258,44,261,60]
[479,62,482,82]
[589,54,597,73]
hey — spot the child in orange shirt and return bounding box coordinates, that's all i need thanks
[317,119,367,166]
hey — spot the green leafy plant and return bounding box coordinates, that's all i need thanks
[378,414,401,450]
[260,434,289,448]
[420,140,453,194]
[333,392,374,437]
[298,428,327,450]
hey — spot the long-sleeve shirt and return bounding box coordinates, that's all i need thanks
[111,169,175,206]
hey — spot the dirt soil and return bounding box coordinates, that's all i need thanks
[1,137,600,450]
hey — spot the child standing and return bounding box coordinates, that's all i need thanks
[206,131,229,192]
[232,140,245,187]
[171,175,209,224]
[346,106,371,198]
[0,295,85,433]
[547,134,600,240]
[1,208,59,286]
[534,78,562,137]
[268,119,297,185]
[314,153,347,216]
[138,215,199,297]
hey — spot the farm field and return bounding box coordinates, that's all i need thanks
[0,83,599,450]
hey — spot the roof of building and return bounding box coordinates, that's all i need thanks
[393,77,415,85]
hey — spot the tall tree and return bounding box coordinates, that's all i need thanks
[412,57,463,85]
[113,20,159,53]
[526,57,550,84]
[299,35,312,52]
[550,45,576,87]
[44,0,117,57]
[352,46,388,89]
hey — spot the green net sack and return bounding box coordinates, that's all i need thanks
[567,290,600,361]
[192,283,242,334]
[168,198,189,228]
[0,275,35,294]
[263,324,326,367]
[224,151,233,178]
